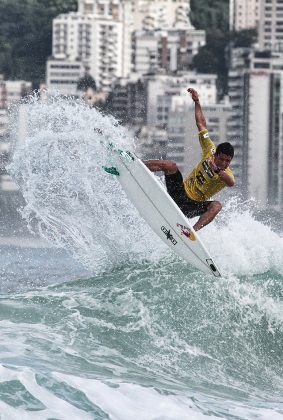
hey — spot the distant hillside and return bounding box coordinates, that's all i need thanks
[0,0,77,88]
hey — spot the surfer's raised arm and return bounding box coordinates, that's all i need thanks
[187,88,207,132]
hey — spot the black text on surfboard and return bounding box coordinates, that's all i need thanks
[161,226,178,245]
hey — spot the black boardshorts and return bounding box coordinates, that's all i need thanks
[165,170,211,219]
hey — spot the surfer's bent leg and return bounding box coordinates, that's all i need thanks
[193,201,222,232]
[143,160,177,175]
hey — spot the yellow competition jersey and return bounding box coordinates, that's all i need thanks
[183,130,234,202]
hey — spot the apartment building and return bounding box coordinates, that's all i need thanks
[246,51,283,208]
[258,0,283,51]
[228,47,283,209]
[78,0,192,30]
[46,59,85,95]
[134,28,205,75]
[47,0,134,92]
[229,0,260,31]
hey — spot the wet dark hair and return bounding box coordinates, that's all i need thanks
[216,142,234,158]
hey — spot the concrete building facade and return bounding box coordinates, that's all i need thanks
[246,51,283,209]
[0,77,32,109]
[134,28,205,75]
[227,47,252,191]
[228,48,283,209]
[258,0,283,51]
[0,78,32,192]
[133,0,192,31]
[229,0,260,31]
[46,59,85,95]
[105,76,147,126]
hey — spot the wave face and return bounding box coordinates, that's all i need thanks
[3,95,283,419]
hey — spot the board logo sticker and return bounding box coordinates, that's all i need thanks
[177,223,196,241]
[161,226,177,245]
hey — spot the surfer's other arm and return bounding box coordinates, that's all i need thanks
[187,88,207,132]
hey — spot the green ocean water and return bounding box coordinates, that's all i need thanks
[0,243,282,419]
[1,95,282,419]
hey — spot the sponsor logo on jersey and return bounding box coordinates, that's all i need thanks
[161,226,177,245]
[177,223,196,241]
[203,132,210,139]
[202,160,214,178]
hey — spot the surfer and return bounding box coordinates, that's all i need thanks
[144,88,235,232]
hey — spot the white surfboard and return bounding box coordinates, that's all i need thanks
[104,148,221,277]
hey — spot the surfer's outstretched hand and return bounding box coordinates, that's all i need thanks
[187,88,199,103]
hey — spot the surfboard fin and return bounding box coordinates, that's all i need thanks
[102,141,135,162]
[102,166,120,176]
[117,150,135,161]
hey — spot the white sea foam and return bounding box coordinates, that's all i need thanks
[218,274,283,332]
[1,363,282,420]
[53,371,226,420]
[8,95,168,274]
[0,366,92,419]
[197,197,283,276]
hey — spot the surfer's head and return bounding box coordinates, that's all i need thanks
[214,142,234,169]
[216,142,234,159]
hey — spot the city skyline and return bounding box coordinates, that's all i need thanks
[0,0,283,211]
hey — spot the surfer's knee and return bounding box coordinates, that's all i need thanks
[209,201,222,214]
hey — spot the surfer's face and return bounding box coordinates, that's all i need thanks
[214,152,232,170]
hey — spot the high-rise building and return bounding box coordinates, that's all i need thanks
[47,0,134,92]
[258,0,283,51]
[227,47,252,192]
[245,51,283,208]
[229,0,260,31]
[228,47,283,209]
